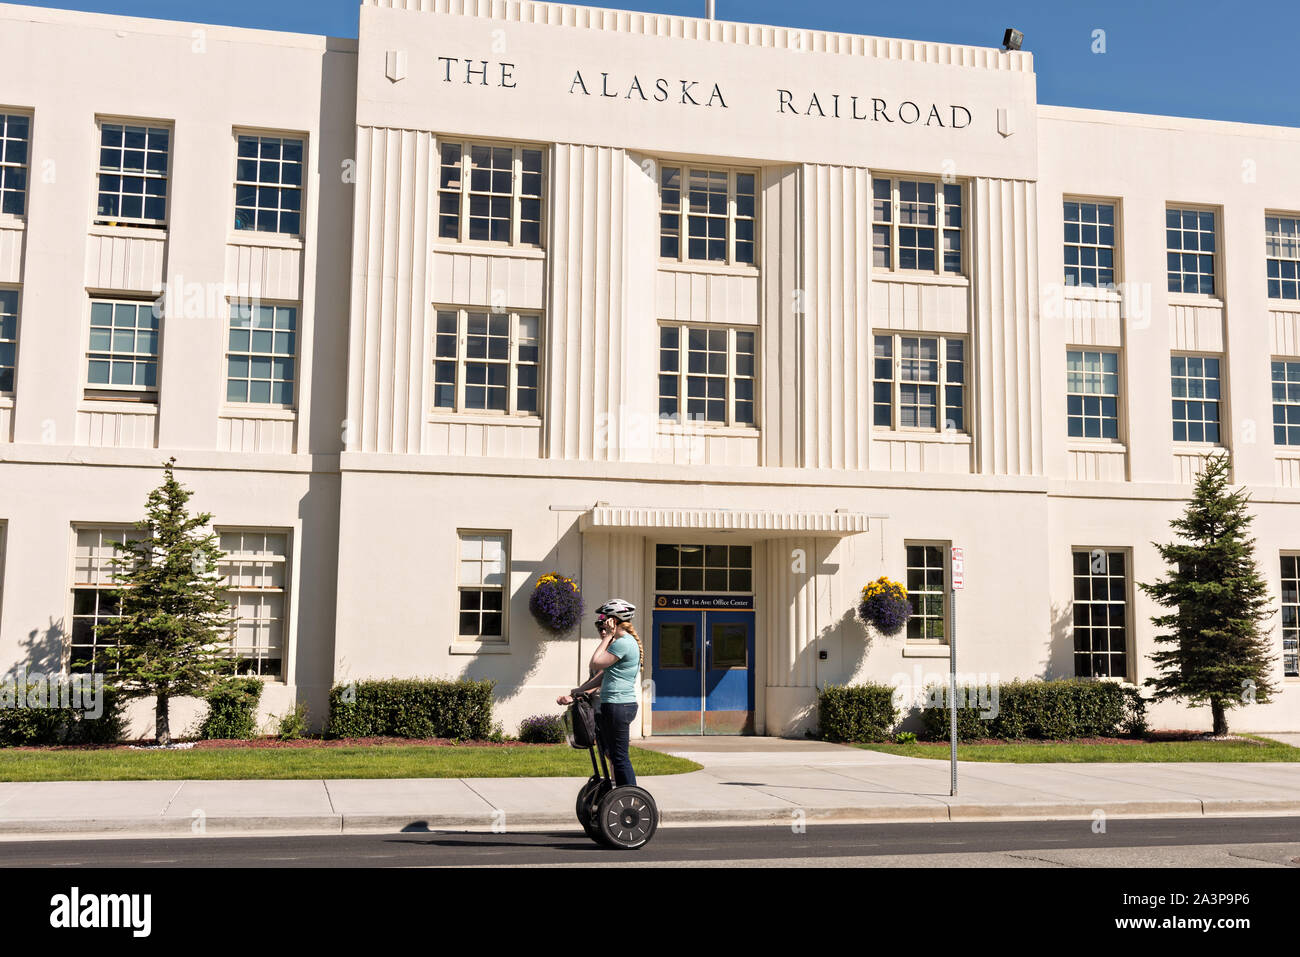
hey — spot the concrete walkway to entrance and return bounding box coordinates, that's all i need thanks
[1,736,1298,840]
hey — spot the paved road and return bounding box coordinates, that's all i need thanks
[2,817,1297,867]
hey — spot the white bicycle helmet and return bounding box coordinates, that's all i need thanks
[594,598,636,623]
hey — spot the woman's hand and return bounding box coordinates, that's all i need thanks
[556,694,573,705]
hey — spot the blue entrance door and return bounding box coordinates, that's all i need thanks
[651,609,755,734]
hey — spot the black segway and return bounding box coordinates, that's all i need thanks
[565,691,658,850]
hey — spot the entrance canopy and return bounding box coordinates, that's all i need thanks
[578,506,884,537]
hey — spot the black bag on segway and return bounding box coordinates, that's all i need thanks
[564,696,598,750]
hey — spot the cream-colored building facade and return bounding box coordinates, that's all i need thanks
[0,0,1298,737]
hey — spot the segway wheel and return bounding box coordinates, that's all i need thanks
[595,786,658,850]
[574,776,602,838]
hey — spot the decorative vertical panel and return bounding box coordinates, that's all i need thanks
[971,178,1042,476]
[224,244,305,303]
[1064,292,1123,347]
[869,279,969,333]
[765,536,817,689]
[1276,454,1300,489]
[76,409,158,448]
[0,404,11,442]
[83,232,167,292]
[1270,309,1300,355]
[217,414,297,453]
[345,126,436,453]
[760,166,801,469]
[429,250,546,310]
[1169,303,1225,352]
[0,223,23,283]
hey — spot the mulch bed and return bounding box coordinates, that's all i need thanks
[901,730,1265,746]
[5,737,564,752]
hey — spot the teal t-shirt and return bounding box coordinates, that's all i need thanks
[600,634,640,704]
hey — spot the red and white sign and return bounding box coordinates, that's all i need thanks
[951,546,965,590]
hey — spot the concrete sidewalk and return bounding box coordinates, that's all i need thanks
[1,737,1299,839]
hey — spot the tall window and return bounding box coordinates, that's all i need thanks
[655,544,752,592]
[659,165,756,265]
[70,526,141,674]
[1273,358,1300,446]
[658,325,756,427]
[873,334,965,432]
[1266,214,1300,301]
[95,122,169,228]
[218,530,287,678]
[1064,200,1116,288]
[1072,548,1129,678]
[458,532,508,642]
[437,142,543,246]
[1171,354,1221,443]
[872,177,963,275]
[0,287,16,393]
[433,307,540,415]
[86,299,160,400]
[1166,207,1216,295]
[905,543,946,642]
[1281,554,1299,678]
[234,134,304,235]
[226,302,296,405]
[0,113,29,217]
[1066,349,1120,440]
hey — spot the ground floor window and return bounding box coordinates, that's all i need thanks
[458,531,508,641]
[70,525,141,674]
[1072,548,1129,678]
[655,543,753,592]
[1281,554,1299,678]
[218,530,288,678]
[904,542,947,641]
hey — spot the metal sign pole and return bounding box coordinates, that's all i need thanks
[949,584,957,797]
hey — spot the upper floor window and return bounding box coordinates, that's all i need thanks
[658,324,756,427]
[86,298,160,401]
[1071,548,1129,679]
[458,532,508,642]
[1066,349,1119,441]
[1166,207,1216,295]
[0,113,29,217]
[227,302,296,406]
[873,333,965,432]
[433,307,540,415]
[1273,358,1300,446]
[0,287,16,393]
[905,543,947,642]
[1281,554,1299,678]
[234,134,304,236]
[659,165,756,266]
[95,122,169,228]
[1063,200,1116,289]
[438,142,543,246]
[873,177,963,275]
[1266,214,1300,301]
[218,529,288,679]
[1171,354,1221,444]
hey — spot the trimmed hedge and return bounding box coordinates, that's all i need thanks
[917,678,1148,742]
[198,678,265,740]
[0,682,127,746]
[326,678,495,740]
[818,682,899,742]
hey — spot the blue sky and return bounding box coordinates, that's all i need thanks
[12,1,1298,126]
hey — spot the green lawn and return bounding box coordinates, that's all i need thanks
[0,745,701,782]
[857,735,1300,763]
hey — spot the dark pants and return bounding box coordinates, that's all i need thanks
[596,701,638,787]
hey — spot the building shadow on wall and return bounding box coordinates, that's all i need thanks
[9,619,66,678]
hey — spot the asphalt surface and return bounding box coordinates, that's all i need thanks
[2,816,1298,867]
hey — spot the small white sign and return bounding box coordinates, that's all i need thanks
[951,546,965,590]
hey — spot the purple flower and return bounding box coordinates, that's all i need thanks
[529,573,584,634]
[858,592,911,637]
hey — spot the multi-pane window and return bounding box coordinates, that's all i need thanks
[654,544,752,592]
[872,177,963,274]
[1166,207,1216,295]
[1273,358,1300,446]
[658,325,756,427]
[1066,349,1120,440]
[432,307,540,415]
[1170,354,1221,444]
[0,113,29,217]
[95,122,169,227]
[1266,215,1300,300]
[1072,549,1129,678]
[234,134,304,235]
[437,142,543,246]
[70,526,141,674]
[659,165,756,265]
[1064,200,1117,288]
[226,302,296,405]
[86,299,160,399]
[0,287,16,393]
[458,532,508,641]
[218,530,287,678]
[1281,554,1299,678]
[872,334,965,432]
[905,544,946,642]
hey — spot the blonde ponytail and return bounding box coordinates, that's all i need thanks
[621,622,644,676]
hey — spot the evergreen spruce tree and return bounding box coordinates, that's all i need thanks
[1139,453,1277,735]
[90,459,236,745]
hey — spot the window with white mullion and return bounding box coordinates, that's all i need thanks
[659,165,756,266]
[872,332,966,433]
[432,307,541,417]
[872,176,963,276]
[436,141,543,248]
[658,323,756,427]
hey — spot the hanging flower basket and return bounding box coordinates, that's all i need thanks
[529,572,584,635]
[857,576,911,637]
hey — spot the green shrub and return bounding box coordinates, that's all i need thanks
[198,678,265,740]
[325,678,495,740]
[275,702,310,741]
[0,679,127,746]
[894,731,917,745]
[817,683,899,742]
[918,679,1139,741]
[517,713,565,743]
[67,686,128,745]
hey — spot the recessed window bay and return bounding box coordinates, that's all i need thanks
[569,70,728,108]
